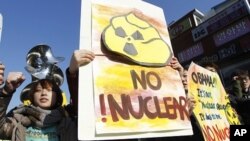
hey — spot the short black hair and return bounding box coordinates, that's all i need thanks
[29,79,63,108]
[238,70,249,78]
[200,62,219,72]
[183,64,190,71]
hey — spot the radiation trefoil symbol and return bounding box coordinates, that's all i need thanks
[102,12,172,67]
[224,103,241,125]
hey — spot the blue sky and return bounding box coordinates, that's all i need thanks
[0,0,224,111]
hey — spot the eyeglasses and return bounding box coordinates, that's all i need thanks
[239,77,250,81]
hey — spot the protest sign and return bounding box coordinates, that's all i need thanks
[188,62,241,141]
[78,0,192,140]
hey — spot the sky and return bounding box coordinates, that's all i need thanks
[0,0,224,111]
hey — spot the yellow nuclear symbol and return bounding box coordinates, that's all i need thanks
[102,12,172,66]
[224,103,241,125]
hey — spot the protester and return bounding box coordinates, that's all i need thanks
[231,70,250,124]
[66,49,95,116]
[182,65,204,141]
[181,65,188,94]
[228,70,243,106]
[169,60,204,141]
[0,62,78,140]
[200,62,219,73]
[237,70,250,98]
[170,58,196,115]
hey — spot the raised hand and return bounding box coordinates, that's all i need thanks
[4,72,25,94]
[69,49,95,75]
[169,57,184,73]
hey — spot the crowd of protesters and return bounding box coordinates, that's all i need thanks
[0,46,249,141]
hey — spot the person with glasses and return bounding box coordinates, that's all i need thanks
[231,70,250,124]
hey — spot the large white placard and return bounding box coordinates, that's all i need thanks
[78,0,192,140]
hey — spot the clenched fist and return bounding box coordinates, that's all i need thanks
[3,72,26,94]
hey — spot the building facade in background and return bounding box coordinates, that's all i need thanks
[168,0,250,90]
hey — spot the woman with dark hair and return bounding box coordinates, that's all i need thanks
[28,79,63,110]
[0,67,77,140]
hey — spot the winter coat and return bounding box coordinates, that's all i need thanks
[0,91,78,141]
